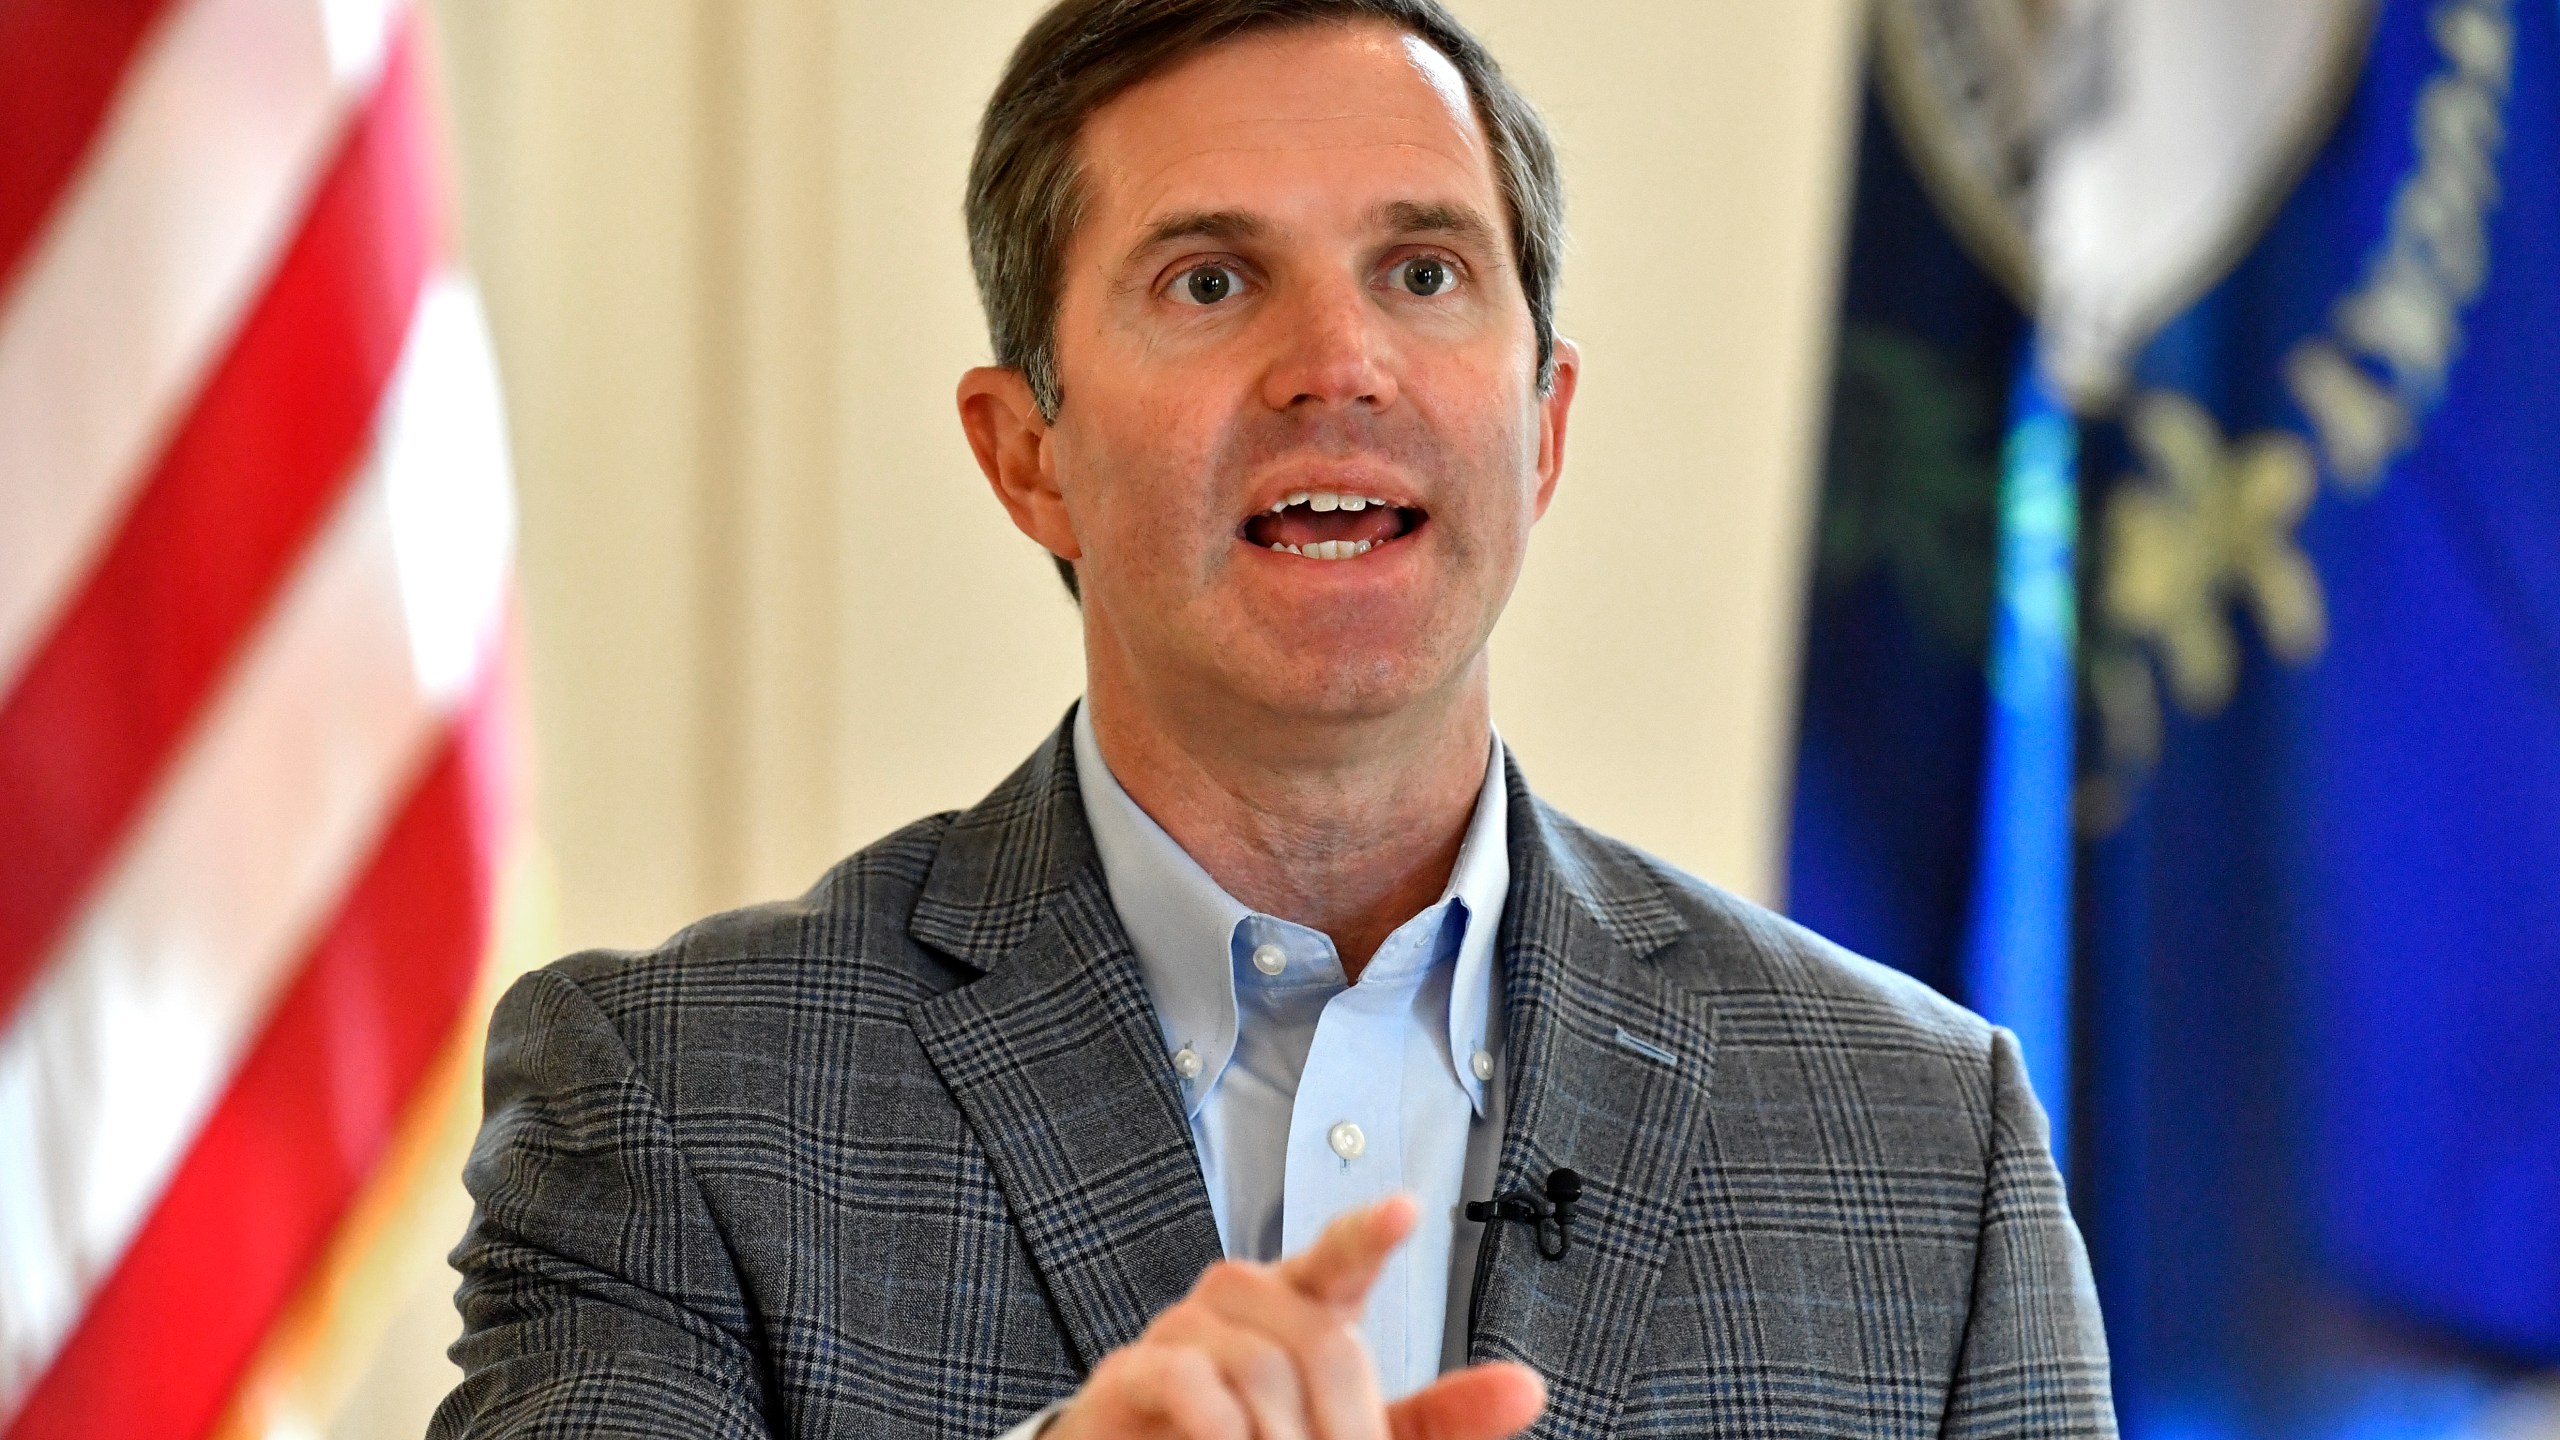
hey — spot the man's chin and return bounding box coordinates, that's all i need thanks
[1199,638,1483,735]
[1090,579,1492,738]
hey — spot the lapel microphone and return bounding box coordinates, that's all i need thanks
[1464,1168,1582,1260]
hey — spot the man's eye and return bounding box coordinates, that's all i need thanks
[1395,256,1458,297]
[1174,264,1244,306]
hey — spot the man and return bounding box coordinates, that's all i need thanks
[433,1,2115,1436]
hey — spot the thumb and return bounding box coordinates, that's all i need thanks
[1387,1361,1547,1440]
[1273,1193,1417,1311]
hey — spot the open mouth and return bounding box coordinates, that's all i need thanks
[1239,490,1426,560]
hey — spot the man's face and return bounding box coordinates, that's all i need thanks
[1030,21,1577,731]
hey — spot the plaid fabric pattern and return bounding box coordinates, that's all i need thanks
[433,717,2114,1438]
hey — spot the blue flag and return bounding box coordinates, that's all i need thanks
[1791,0,2560,1432]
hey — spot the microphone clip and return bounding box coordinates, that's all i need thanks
[1463,1168,1582,1260]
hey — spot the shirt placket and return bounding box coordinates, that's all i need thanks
[1278,914,1445,1397]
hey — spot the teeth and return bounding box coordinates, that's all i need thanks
[1265,491,1401,515]
[1280,539,1380,561]
[1258,489,1398,562]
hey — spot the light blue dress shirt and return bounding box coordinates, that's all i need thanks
[1070,704,1510,1399]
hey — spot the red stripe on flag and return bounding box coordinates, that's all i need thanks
[2,673,510,1440]
[0,0,180,294]
[0,24,435,1028]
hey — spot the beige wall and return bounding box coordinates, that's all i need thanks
[340,2,1862,1431]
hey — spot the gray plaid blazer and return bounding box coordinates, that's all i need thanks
[433,719,2114,1438]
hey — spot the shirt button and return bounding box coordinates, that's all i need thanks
[1251,943,1288,976]
[1173,1046,1203,1080]
[1471,1049,1494,1082]
[1327,1121,1366,1159]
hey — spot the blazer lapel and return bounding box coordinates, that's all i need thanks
[1470,760,1719,1439]
[906,717,1225,1371]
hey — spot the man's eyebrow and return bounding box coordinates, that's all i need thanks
[1380,200,1499,247]
[1125,208,1267,264]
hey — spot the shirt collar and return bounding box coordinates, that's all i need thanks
[1072,703,1509,1118]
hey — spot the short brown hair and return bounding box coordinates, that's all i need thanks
[965,0,1566,598]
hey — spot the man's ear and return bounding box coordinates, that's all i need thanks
[957,366,1080,562]
[1531,336,1581,520]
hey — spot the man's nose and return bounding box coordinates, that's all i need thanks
[1259,275,1399,413]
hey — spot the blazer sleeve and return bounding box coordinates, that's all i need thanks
[1940,1027,2119,1439]
[429,968,772,1439]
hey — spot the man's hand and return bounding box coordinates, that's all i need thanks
[1047,1195,1547,1440]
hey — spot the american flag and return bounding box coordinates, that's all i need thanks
[0,1,517,1435]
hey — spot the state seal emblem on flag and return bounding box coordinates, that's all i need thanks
[1874,0,2377,403]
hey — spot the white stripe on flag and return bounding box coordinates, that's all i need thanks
[0,0,405,697]
[0,276,510,1410]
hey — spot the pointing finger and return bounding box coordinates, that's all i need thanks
[1274,1194,1418,1312]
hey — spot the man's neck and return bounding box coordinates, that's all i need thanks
[1082,669,1494,981]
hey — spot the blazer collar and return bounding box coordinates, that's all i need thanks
[908,708,1095,974]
